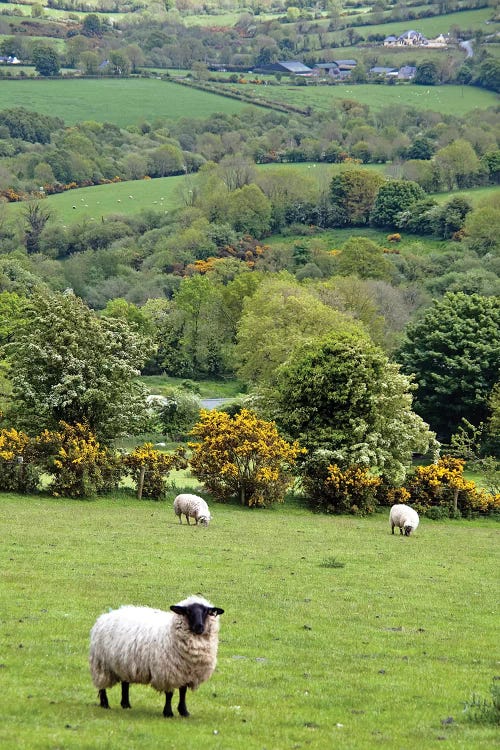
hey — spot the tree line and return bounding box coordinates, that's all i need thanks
[0,289,498,513]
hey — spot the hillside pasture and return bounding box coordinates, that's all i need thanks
[5,165,497,226]
[6,175,186,224]
[0,78,260,127]
[1,492,498,749]
[224,81,498,116]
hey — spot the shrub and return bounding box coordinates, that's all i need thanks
[405,456,500,516]
[35,422,121,498]
[123,443,187,500]
[0,427,40,493]
[301,450,381,515]
[189,408,303,507]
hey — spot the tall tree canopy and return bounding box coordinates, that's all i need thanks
[5,291,152,440]
[264,331,436,484]
[397,292,500,441]
[235,274,365,385]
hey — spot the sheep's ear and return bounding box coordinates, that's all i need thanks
[171,605,187,615]
[211,607,224,616]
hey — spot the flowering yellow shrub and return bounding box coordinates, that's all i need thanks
[189,408,304,507]
[35,422,121,498]
[0,427,39,493]
[405,456,499,516]
[123,444,187,500]
[325,464,381,515]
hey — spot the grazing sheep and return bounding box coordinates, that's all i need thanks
[390,503,419,536]
[89,595,224,717]
[174,493,211,526]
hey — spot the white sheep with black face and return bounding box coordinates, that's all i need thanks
[174,493,212,526]
[89,595,224,717]
[390,503,419,536]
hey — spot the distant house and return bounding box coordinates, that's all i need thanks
[256,60,313,76]
[398,29,427,45]
[398,65,417,80]
[312,59,357,79]
[370,66,398,78]
[384,30,428,47]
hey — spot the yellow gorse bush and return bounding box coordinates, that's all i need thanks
[406,455,499,515]
[189,408,305,507]
[35,422,120,498]
[123,443,187,500]
[0,427,40,493]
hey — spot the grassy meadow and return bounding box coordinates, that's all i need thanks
[224,82,499,116]
[5,164,497,227]
[0,78,258,128]
[1,491,498,750]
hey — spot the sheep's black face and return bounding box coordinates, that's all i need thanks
[404,525,413,536]
[171,603,225,635]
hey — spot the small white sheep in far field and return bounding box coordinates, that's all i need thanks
[390,503,419,536]
[89,595,224,717]
[174,493,212,526]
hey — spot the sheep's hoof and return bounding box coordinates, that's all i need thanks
[163,709,174,718]
[178,707,190,717]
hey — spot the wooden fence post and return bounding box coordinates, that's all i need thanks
[137,465,145,500]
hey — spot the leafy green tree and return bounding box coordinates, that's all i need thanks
[429,195,472,239]
[23,202,51,255]
[405,136,434,161]
[235,274,364,385]
[370,180,426,228]
[265,331,437,484]
[226,184,272,239]
[434,139,481,190]
[475,56,500,93]
[5,291,152,441]
[330,169,385,226]
[464,203,500,256]
[109,50,131,76]
[398,292,500,440]
[82,13,102,37]
[413,61,439,85]
[32,46,60,77]
[148,144,184,177]
[172,275,229,377]
[79,51,100,75]
[481,150,500,184]
[334,237,394,281]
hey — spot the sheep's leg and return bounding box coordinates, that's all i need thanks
[163,691,174,718]
[98,689,110,709]
[177,685,190,717]
[185,515,190,525]
[120,681,131,709]
[391,524,395,534]
[399,527,403,535]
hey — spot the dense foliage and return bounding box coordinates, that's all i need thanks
[263,331,438,484]
[398,292,500,441]
[3,291,152,441]
[189,408,303,506]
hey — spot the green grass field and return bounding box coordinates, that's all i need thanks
[5,164,497,227]
[0,78,259,127]
[1,492,498,749]
[24,175,185,224]
[225,81,498,116]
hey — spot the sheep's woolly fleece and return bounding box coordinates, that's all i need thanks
[89,595,221,693]
[390,503,420,535]
[174,494,212,525]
